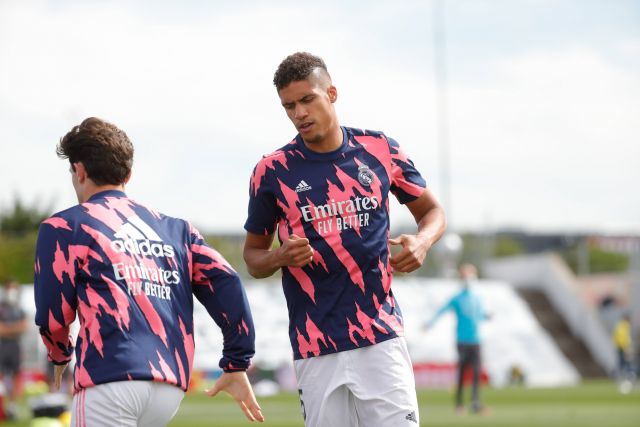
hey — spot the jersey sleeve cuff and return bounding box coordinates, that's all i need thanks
[243,222,275,236]
[219,358,250,373]
[48,355,72,365]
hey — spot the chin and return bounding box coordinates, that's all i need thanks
[303,133,323,144]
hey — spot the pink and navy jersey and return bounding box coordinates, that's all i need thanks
[245,127,426,360]
[34,190,255,392]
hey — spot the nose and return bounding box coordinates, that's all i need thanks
[294,104,308,120]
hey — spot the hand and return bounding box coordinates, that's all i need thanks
[276,234,314,268]
[205,371,264,422]
[53,363,68,390]
[389,234,429,273]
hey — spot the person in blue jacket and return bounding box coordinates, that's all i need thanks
[426,264,490,414]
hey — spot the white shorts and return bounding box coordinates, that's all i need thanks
[71,381,184,427]
[294,337,419,427]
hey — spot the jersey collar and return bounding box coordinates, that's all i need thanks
[295,127,348,161]
[87,189,127,202]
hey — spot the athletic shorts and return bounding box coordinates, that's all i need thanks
[294,337,420,427]
[71,381,184,427]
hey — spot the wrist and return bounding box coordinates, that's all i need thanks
[270,246,285,269]
[223,367,248,373]
[415,232,433,249]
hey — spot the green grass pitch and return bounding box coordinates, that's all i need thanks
[4,380,639,426]
[168,379,639,427]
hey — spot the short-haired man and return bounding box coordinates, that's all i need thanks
[244,52,446,426]
[34,117,264,426]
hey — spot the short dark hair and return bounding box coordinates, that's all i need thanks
[57,117,134,186]
[273,52,330,91]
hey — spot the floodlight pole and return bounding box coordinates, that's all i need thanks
[433,0,460,277]
[433,0,452,229]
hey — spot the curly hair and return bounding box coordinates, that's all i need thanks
[273,52,331,91]
[57,117,134,186]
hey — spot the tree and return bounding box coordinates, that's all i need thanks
[0,196,53,283]
[0,195,52,237]
[493,237,525,257]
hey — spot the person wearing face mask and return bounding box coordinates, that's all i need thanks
[0,280,28,420]
[425,264,491,415]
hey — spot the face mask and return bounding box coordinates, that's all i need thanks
[462,278,476,288]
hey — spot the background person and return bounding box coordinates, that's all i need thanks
[613,313,634,381]
[425,264,490,414]
[0,280,28,420]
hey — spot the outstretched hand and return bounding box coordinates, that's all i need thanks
[389,234,429,273]
[205,371,264,422]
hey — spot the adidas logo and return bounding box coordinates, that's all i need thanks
[110,215,175,258]
[405,411,418,424]
[295,180,312,193]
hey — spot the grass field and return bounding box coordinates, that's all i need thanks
[4,380,639,426]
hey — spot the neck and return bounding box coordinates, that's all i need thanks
[303,123,343,153]
[79,184,125,203]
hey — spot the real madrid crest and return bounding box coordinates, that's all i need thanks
[357,164,375,186]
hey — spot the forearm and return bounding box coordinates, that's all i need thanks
[219,282,255,371]
[39,325,74,364]
[429,303,450,327]
[35,296,75,364]
[220,332,255,372]
[243,246,282,278]
[0,320,27,338]
[196,286,255,371]
[416,205,447,248]
[3,319,28,335]
[192,255,256,372]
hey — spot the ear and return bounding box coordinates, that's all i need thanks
[74,162,88,184]
[123,171,132,185]
[328,85,338,103]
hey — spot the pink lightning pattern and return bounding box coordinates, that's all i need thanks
[296,314,328,358]
[356,134,424,198]
[34,191,254,393]
[251,151,289,196]
[246,128,425,359]
[276,178,317,303]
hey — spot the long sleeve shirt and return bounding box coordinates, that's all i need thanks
[34,190,255,392]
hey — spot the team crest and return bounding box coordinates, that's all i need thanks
[357,164,375,186]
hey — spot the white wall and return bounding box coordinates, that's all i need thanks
[19,278,579,388]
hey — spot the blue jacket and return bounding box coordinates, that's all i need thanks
[428,287,488,344]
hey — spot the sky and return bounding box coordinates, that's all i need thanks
[1,0,639,235]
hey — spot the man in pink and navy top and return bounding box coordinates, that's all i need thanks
[244,52,447,427]
[35,117,263,426]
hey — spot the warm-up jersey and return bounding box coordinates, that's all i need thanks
[245,127,426,360]
[34,190,255,392]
